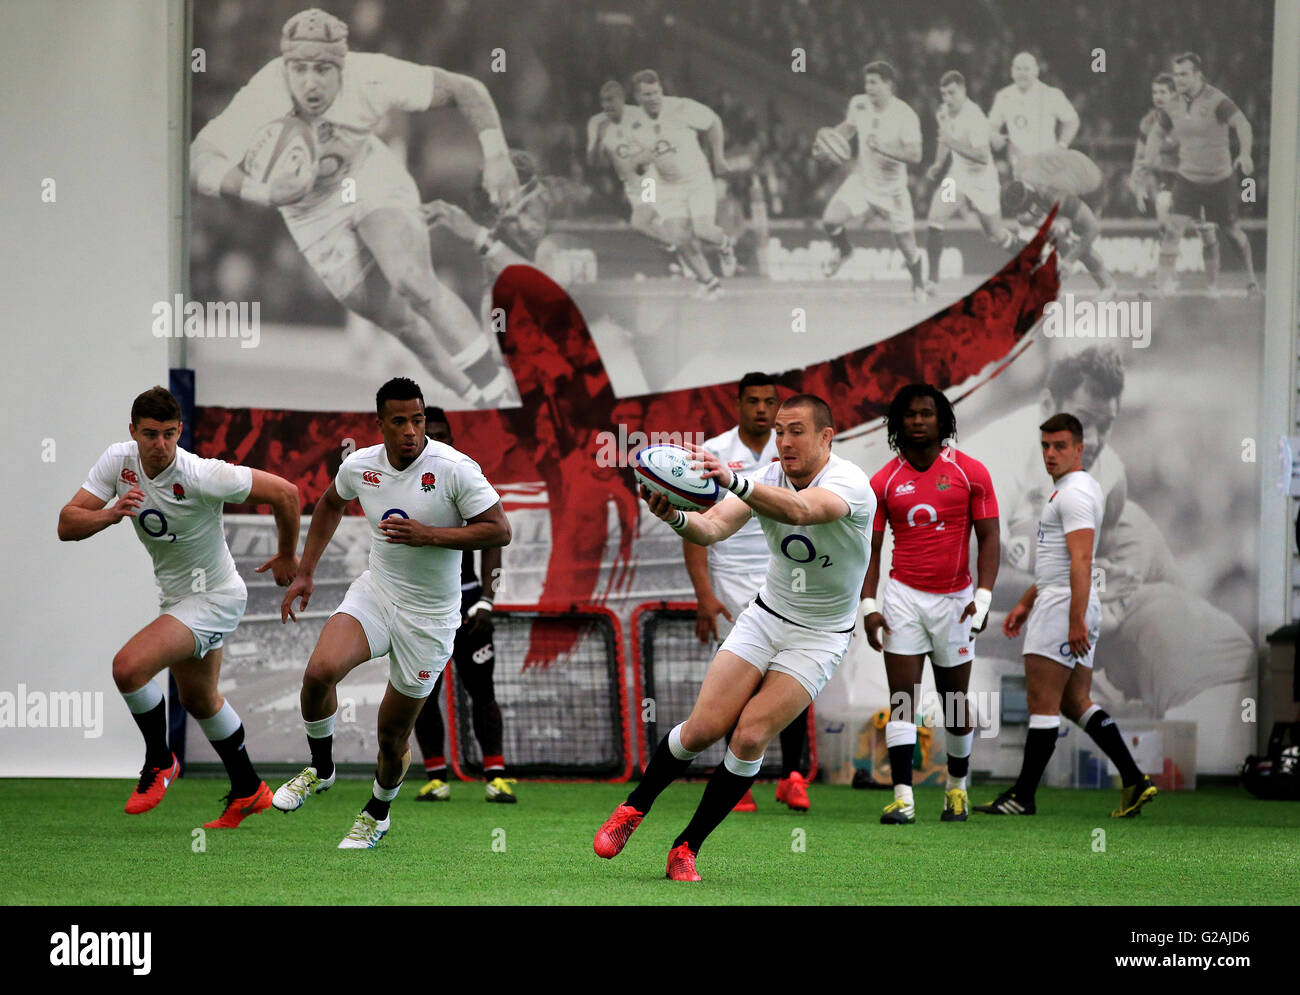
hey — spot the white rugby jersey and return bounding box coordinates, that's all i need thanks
[942,98,998,188]
[704,426,778,579]
[846,94,921,192]
[82,443,252,601]
[194,52,434,213]
[642,96,715,184]
[988,81,1078,162]
[334,438,500,621]
[1034,469,1103,591]
[750,453,876,631]
[587,106,655,191]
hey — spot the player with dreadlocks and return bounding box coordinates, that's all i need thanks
[859,383,1001,824]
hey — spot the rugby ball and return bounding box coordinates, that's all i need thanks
[634,444,721,511]
[813,126,853,165]
[243,116,317,185]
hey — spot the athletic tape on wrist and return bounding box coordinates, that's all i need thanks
[667,509,689,531]
[726,474,752,500]
[971,588,993,630]
[468,598,493,617]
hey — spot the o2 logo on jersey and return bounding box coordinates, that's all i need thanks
[138,509,177,543]
[781,534,832,568]
[906,504,938,528]
[652,138,678,158]
[381,509,409,521]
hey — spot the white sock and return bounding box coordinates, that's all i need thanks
[893,784,914,806]
[305,713,335,740]
[668,722,700,761]
[121,682,163,714]
[372,779,401,803]
[885,720,917,748]
[948,775,969,792]
[723,748,763,778]
[197,701,240,742]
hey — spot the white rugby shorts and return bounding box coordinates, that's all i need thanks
[161,581,247,659]
[881,576,976,668]
[333,571,457,699]
[719,598,853,700]
[655,173,717,225]
[1023,585,1102,669]
[830,170,915,234]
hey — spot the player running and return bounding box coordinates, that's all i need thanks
[1154,52,1259,297]
[630,69,737,300]
[1002,147,1118,298]
[586,80,678,263]
[595,394,875,881]
[860,384,1000,824]
[190,7,520,406]
[974,414,1156,818]
[1130,72,1220,292]
[274,378,511,848]
[411,407,514,804]
[684,373,814,813]
[987,52,1080,170]
[923,71,1017,295]
[58,386,301,826]
[818,61,927,302]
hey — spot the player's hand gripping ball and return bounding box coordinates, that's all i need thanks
[813,127,853,165]
[635,444,722,511]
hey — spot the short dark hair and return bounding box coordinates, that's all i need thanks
[939,70,965,90]
[737,371,778,398]
[599,79,624,98]
[425,406,449,428]
[863,61,897,87]
[376,377,424,416]
[1152,72,1175,90]
[631,69,660,90]
[1173,52,1202,72]
[1046,345,1125,404]
[1040,412,1084,442]
[780,393,834,432]
[885,383,957,452]
[131,386,182,425]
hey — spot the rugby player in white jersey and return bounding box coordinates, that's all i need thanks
[630,69,737,300]
[595,394,875,880]
[274,378,511,848]
[685,373,814,813]
[974,414,1155,818]
[58,387,301,826]
[819,62,927,302]
[923,71,1016,296]
[987,52,1079,170]
[586,80,679,262]
[190,8,520,406]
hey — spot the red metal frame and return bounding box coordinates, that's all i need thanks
[446,603,634,784]
[629,600,818,781]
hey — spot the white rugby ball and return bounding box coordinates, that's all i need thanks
[813,126,853,165]
[243,116,317,184]
[635,444,721,511]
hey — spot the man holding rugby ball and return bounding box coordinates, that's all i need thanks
[593,394,875,881]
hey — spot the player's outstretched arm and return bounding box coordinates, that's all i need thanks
[378,501,511,550]
[191,139,314,208]
[422,199,529,277]
[429,68,518,205]
[642,486,750,547]
[246,468,301,586]
[57,487,143,541]
[282,482,349,622]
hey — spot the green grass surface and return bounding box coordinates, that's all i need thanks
[4,778,1298,905]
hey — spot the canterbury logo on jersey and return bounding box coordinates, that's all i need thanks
[121,468,138,484]
[362,471,382,487]
[894,481,916,495]
[728,461,745,470]
[418,670,431,680]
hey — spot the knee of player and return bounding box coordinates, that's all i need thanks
[728,722,770,760]
[111,650,148,691]
[177,687,221,719]
[389,267,437,309]
[376,725,410,758]
[302,658,341,693]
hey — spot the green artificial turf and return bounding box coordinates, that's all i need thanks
[4,778,1298,905]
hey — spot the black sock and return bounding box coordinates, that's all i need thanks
[626,733,694,815]
[309,734,334,781]
[888,744,914,787]
[210,725,261,797]
[826,224,852,258]
[904,250,925,289]
[778,708,809,777]
[948,752,970,779]
[926,226,944,284]
[674,765,758,854]
[1013,727,1059,800]
[1084,709,1144,786]
[364,794,391,821]
[132,701,171,768]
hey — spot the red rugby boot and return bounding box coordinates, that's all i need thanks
[204,781,273,829]
[594,803,644,858]
[124,754,180,814]
[666,843,702,881]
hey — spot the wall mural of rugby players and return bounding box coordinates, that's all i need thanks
[186,1,1271,772]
